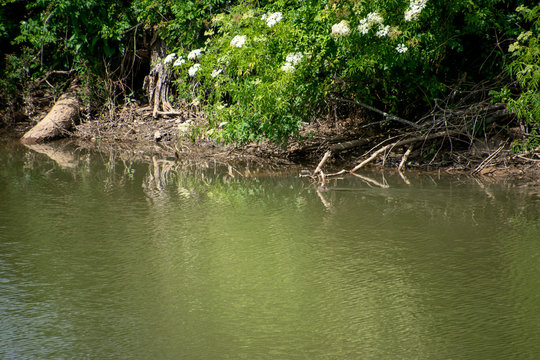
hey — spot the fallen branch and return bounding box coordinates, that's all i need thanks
[313,150,332,176]
[351,129,461,173]
[154,111,185,117]
[33,69,76,88]
[326,169,348,177]
[398,145,413,172]
[472,142,506,175]
[329,138,372,152]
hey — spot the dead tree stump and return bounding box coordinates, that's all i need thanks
[143,37,177,118]
[144,61,175,118]
[21,83,80,144]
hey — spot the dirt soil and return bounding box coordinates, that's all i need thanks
[72,103,296,168]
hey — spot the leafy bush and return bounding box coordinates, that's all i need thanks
[162,0,520,144]
[132,0,233,50]
[506,5,540,151]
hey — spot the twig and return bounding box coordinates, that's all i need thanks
[398,145,413,172]
[515,154,540,162]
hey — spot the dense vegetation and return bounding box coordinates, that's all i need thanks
[1,0,538,150]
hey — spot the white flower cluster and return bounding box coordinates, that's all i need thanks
[188,64,200,77]
[173,56,185,67]
[230,35,247,48]
[376,24,390,37]
[281,52,303,73]
[211,69,222,78]
[281,62,295,73]
[331,20,351,37]
[163,53,176,65]
[396,43,408,53]
[358,12,384,35]
[286,52,303,65]
[404,0,428,21]
[367,12,384,24]
[188,49,204,60]
[263,12,283,27]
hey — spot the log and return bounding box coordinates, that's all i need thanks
[21,85,80,144]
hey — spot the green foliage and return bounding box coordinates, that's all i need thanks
[161,0,521,144]
[1,0,534,146]
[0,0,141,119]
[13,0,132,74]
[132,0,233,49]
[506,5,540,152]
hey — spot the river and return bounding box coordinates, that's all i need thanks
[1,137,539,359]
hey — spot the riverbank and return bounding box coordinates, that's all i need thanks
[6,98,540,184]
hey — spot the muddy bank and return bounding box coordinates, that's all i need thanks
[5,98,540,184]
[72,105,540,182]
[71,103,297,167]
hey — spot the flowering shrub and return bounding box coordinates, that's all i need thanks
[3,0,531,145]
[405,0,428,21]
[168,0,503,144]
[230,35,247,48]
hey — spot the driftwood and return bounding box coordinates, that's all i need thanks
[398,145,413,172]
[21,83,80,144]
[313,150,331,176]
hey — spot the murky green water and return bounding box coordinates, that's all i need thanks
[1,138,540,359]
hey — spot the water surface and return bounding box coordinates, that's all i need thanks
[1,139,539,359]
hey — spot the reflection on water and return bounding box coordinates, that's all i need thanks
[1,139,540,359]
